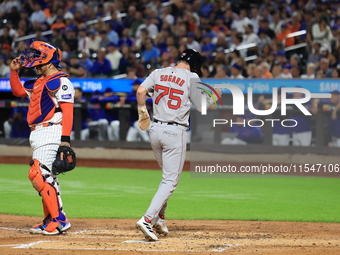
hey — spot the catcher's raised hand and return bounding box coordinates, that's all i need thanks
[138,105,150,130]
[10,57,22,71]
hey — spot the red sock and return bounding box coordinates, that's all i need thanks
[144,216,151,223]
[159,214,165,219]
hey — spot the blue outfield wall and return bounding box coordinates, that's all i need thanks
[0,78,339,94]
[0,78,134,93]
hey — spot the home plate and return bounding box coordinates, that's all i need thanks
[123,240,162,243]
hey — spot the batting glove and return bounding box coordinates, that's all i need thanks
[138,105,150,130]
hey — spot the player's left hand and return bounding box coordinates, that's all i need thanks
[52,145,76,175]
[138,105,150,130]
[59,142,71,159]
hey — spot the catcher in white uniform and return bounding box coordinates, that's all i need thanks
[136,49,221,241]
[9,40,74,235]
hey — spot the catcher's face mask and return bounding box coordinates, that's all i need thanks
[19,40,63,68]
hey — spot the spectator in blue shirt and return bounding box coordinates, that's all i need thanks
[30,3,46,24]
[96,4,105,18]
[106,23,119,45]
[118,28,134,47]
[118,45,131,74]
[200,0,213,17]
[79,50,93,71]
[89,48,112,77]
[142,38,160,64]
[201,33,215,58]
[109,11,124,36]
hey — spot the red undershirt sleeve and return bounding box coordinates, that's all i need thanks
[59,102,74,136]
[10,71,27,97]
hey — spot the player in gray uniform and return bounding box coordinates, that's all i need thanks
[135,49,221,241]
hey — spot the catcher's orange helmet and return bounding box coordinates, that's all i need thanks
[20,40,63,68]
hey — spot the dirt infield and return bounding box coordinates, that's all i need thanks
[0,215,340,255]
[1,156,340,254]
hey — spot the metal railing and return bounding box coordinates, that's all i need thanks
[13,13,128,43]
[283,30,307,52]
[211,30,308,60]
[13,0,181,43]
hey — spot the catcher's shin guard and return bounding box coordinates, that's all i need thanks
[40,183,59,219]
[43,202,50,219]
[28,159,59,219]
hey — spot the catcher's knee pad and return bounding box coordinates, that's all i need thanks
[28,159,45,192]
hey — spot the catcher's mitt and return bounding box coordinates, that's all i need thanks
[52,146,76,175]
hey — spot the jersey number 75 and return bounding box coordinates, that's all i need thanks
[154,84,184,110]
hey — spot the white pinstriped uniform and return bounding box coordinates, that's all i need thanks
[26,77,74,209]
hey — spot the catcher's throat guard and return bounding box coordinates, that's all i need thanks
[52,146,76,175]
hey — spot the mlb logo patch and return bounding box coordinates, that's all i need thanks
[61,94,72,100]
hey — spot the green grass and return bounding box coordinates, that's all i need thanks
[0,164,339,223]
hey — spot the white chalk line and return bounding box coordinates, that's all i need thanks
[21,235,124,239]
[70,230,90,234]
[0,227,29,232]
[0,227,207,235]
[123,240,164,243]
[0,226,89,234]
[1,227,243,252]
[13,241,47,249]
[212,244,242,252]
[14,246,236,252]
[7,235,241,253]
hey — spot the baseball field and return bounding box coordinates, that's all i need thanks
[0,160,340,254]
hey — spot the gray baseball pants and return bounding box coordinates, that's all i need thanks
[144,122,187,220]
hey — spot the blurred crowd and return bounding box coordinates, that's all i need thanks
[0,0,340,79]
[2,0,340,147]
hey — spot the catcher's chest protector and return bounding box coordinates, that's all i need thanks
[25,72,68,125]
